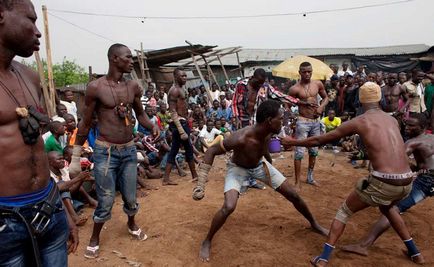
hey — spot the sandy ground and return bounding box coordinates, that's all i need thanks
[70,151,433,267]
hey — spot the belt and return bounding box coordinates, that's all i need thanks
[371,170,415,180]
[298,116,320,122]
[0,179,60,267]
[95,139,135,149]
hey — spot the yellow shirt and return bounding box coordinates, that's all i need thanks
[321,117,341,132]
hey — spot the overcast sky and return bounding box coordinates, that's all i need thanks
[24,0,434,73]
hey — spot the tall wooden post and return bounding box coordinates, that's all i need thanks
[191,54,212,106]
[34,51,53,117]
[42,5,56,112]
[217,55,230,85]
[236,52,243,78]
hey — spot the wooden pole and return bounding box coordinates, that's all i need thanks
[236,52,243,78]
[202,56,220,91]
[141,42,151,84]
[42,5,56,114]
[191,54,212,106]
[217,55,230,85]
[34,51,53,117]
[88,66,93,82]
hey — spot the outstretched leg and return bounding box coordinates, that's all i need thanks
[276,180,327,236]
[200,190,239,262]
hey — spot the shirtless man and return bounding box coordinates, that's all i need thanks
[281,82,424,266]
[193,100,328,262]
[0,1,77,266]
[341,113,433,257]
[162,68,198,185]
[382,73,408,114]
[289,62,329,190]
[70,43,159,258]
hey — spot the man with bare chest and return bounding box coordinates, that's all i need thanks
[382,73,408,114]
[70,44,158,258]
[0,1,77,266]
[162,68,198,185]
[289,62,329,190]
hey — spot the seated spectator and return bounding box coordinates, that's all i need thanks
[44,121,67,153]
[199,120,223,152]
[48,151,91,226]
[321,110,341,133]
[206,100,221,120]
[52,103,67,122]
[217,99,232,121]
[157,102,171,130]
[139,105,161,135]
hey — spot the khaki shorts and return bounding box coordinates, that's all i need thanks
[355,175,412,207]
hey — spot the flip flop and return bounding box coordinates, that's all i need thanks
[128,228,148,241]
[84,245,100,259]
[310,256,328,266]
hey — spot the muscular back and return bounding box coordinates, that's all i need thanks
[0,62,50,196]
[168,85,189,118]
[354,111,410,174]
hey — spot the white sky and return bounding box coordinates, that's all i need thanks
[23,0,434,73]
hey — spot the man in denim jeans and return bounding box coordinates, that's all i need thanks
[341,113,433,257]
[70,43,159,258]
[162,68,198,185]
[0,1,77,266]
[289,62,329,191]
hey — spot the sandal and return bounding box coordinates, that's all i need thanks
[84,245,100,259]
[128,228,148,241]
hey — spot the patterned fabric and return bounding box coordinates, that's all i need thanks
[232,79,299,127]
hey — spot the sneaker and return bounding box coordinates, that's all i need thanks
[250,183,266,190]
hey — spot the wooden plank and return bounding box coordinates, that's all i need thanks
[236,52,243,77]
[42,5,56,116]
[34,51,53,117]
[217,55,230,84]
[191,54,212,106]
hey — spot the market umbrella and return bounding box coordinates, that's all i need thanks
[272,55,334,81]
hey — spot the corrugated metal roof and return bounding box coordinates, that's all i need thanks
[208,44,431,66]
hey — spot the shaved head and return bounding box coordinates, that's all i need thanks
[107,43,128,59]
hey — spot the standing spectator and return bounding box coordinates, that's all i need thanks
[157,102,171,131]
[338,62,353,77]
[60,89,78,122]
[53,103,67,122]
[402,69,425,114]
[354,65,367,79]
[209,83,220,101]
[337,76,347,115]
[158,85,168,105]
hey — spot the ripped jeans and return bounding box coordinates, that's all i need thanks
[92,141,139,223]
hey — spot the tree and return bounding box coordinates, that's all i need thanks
[21,58,89,87]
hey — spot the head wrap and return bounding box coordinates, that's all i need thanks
[359,82,381,104]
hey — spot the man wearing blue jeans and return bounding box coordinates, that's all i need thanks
[0,0,77,266]
[289,62,329,191]
[341,113,433,257]
[70,43,159,258]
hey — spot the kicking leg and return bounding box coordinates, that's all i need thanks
[200,190,239,262]
[276,180,328,236]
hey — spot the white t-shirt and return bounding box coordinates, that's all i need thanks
[209,90,221,102]
[199,127,222,143]
[50,167,70,183]
[60,100,78,122]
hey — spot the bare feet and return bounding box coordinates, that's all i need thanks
[340,243,369,256]
[311,222,329,236]
[162,179,178,186]
[178,169,187,177]
[199,240,211,262]
[402,250,425,265]
[294,182,301,192]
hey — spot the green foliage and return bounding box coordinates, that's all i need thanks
[21,58,88,87]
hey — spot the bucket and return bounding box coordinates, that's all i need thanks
[268,138,281,153]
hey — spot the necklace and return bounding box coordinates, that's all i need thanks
[106,76,131,126]
[303,82,311,98]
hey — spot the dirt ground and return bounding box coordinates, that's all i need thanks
[70,151,433,267]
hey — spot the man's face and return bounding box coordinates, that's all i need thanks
[206,122,214,132]
[114,46,134,73]
[345,76,354,86]
[221,118,226,125]
[342,64,348,70]
[159,85,166,93]
[63,149,72,164]
[1,0,41,57]
[221,100,226,109]
[211,83,218,92]
[269,110,283,134]
[145,107,153,117]
[65,116,76,131]
[339,77,346,86]
[215,121,221,129]
[368,73,377,82]
[251,75,266,89]
[50,153,65,170]
[213,101,219,109]
[398,73,407,84]
[405,117,423,138]
[160,104,167,113]
[388,74,397,86]
[56,123,66,135]
[328,111,335,121]
[175,71,187,86]
[415,72,425,83]
[56,105,67,117]
[299,66,312,82]
[64,91,74,102]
